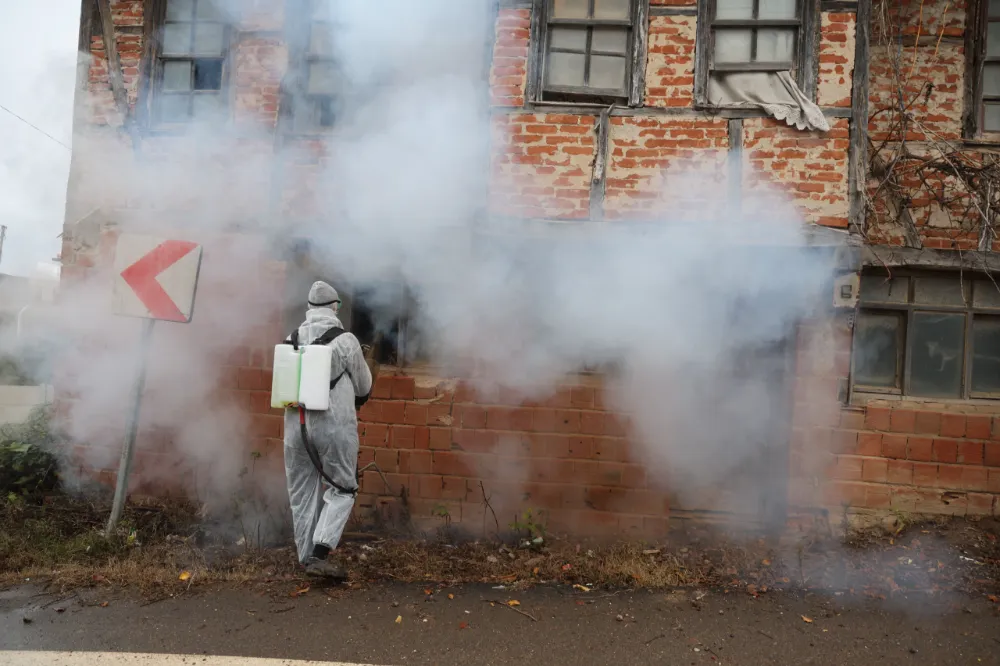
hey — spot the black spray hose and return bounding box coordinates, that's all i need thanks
[298,405,394,497]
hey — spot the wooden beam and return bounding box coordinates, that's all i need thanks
[847,0,871,235]
[650,6,698,15]
[76,0,95,93]
[628,0,650,107]
[862,245,1000,272]
[95,0,131,130]
[728,118,743,209]
[589,107,612,220]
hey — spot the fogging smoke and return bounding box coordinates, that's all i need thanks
[16,0,839,536]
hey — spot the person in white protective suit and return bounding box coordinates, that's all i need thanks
[283,281,372,580]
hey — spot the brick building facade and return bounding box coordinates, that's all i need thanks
[57,0,999,539]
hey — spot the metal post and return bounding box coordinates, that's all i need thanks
[0,225,7,268]
[105,318,155,537]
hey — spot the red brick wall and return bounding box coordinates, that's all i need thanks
[63,0,1000,540]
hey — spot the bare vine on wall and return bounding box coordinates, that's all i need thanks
[867,0,998,254]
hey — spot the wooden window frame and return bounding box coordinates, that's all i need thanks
[527,0,650,107]
[139,0,233,129]
[286,0,341,132]
[964,0,1000,138]
[694,0,819,107]
[850,270,1000,402]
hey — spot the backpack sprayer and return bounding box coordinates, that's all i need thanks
[271,330,392,495]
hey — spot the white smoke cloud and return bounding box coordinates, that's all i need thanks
[6,0,841,536]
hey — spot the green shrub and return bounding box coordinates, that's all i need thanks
[0,406,61,496]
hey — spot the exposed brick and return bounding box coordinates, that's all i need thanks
[912,462,938,487]
[856,432,882,456]
[861,458,887,483]
[889,409,917,433]
[865,406,891,431]
[937,464,963,490]
[958,441,984,465]
[914,411,941,435]
[986,442,1000,467]
[380,401,406,425]
[932,438,959,463]
[882,433,907,459]
[940,413,966,438]
[391,376,415,400]
[961,466,989,492]
[404,403,428,426]
[906,436,934,462]
[967,415,992,440]
[887,460,913,484]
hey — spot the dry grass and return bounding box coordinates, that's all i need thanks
[3,494,998,601]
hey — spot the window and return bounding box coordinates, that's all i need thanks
[292,0,341,130]
[852,272,1000,400]
[531,0,647,104]
[694,0,817,105]
[152,0,230,124]
[969,0,1000,134]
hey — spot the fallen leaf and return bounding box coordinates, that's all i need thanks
[801,616,813,623]
[642,549,660,555]
[99,602,109,608]
[532,567,540,575]
[448,593,455,600]
[91,574,106,583]
[561,564,572,571]
[395,615,402,624]
[573,584,591,592]
[988,595,998,603]
[424,589,433,596]
[507,600,520,607]
[289,586,310,597]
[762,559,771,566]
[458,621,469,629]
[576,601,586,606]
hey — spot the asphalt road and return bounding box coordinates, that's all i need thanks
[2,583,999,665]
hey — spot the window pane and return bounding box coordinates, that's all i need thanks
[860,275,909,303]
[552,0,590,19]
[163,61,192,90]
[592,27,628,54]
[590,54,627,89]
[192,93,223,121]
[195,0,221,20]
[546,51,586,87]
[984,63,1000,97]
[593,0,631,20]
[990,23,1000,57]
[166,0,194,21]
[307,61,338,94]
[756,28,795,61]
[909,312,965,398]
[971,316,1000,393]
[992,0,1000,17]
[193,58,223,90]
[914,276,966,306]
[759,0,798,19]
[159,93,190,122]
[310,22,334,56]
[714,30,752,63]
[984,103,1000,132]
[716,0,754,19]
[974,280,1000,309]
[854,312,901,388]
[550,26,588,51]
[193,23,225,56]
[162,23,192,56]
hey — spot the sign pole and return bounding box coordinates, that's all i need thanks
[105,318,156,537]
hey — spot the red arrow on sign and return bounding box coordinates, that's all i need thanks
[120,240,199,322]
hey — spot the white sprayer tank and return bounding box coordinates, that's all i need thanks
[271,343,334,411]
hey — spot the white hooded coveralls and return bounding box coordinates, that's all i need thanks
[283,291,372,564]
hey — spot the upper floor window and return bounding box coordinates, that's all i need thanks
[711,0,799,72]
[152,0,230,125]
[852,271,1000,400]
[299,1,339,129]
[531,0,647,105]
[967,0,1000,135]
[694,0,817,106]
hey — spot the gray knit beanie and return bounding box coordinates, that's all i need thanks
[308,281,340,308]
